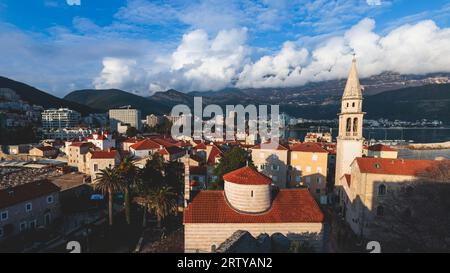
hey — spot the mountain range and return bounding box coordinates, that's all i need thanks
[1,73,450,122]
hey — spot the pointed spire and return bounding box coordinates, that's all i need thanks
[342,55,362,99]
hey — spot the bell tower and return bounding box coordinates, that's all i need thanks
[335,56,365,187]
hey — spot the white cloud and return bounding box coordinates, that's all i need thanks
[236,18,450,89]
[66,0,81,6]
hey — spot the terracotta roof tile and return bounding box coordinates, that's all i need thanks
[0,180,60,209]
[368,144,398,152]
[356,157,446,176]
[290,142,328,153]
[184,189,324,223]
[252,143,288,150]
[90,150,118,159]
[130,139,161,150]
[223,166,272,185]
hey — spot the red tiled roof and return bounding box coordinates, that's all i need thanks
[368,144,398,152]
[0,180,60,209]
[90,150,118,159]
[290,142,328,153]
[130,139,161,150]
[69,142,96,148]
[344,174,351,187]
[355,157,446,176]
[223,166,272,185]
[207,145,223,165]
[252,143,288,150]
[184,189,324,223]
[194,142,207,150]
[151,137,177,147]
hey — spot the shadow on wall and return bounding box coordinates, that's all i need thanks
[341,176,450,252]
[262,155,288,188]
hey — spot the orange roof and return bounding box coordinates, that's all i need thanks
[90,150,118,159]
[207,144,223,165]
[368,144,398,152]
[355,157,445,176]
[290,142,328,153]
[0,180,60,209]
[194,142,207,150]
[344,174,351,187]
[223,166,272,185]
[184,189,324,223]
[130,139,161,150]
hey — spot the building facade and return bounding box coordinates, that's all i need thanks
[42,108,81,129]
[335,57,365,190]
[0,180,60,241]
[109,107,141,132]
[251,144,289,188]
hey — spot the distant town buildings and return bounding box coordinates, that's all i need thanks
[42,108,81,130]
[109,107,141,132]
[146,114,162,128]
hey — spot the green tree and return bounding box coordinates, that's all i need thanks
[118,155,137,225]
[94,167,123,226]
[139,153,165,189]
[126,126,138,137]
[211,146,255,189]
[146,186,177,228]
[164,161,184,194]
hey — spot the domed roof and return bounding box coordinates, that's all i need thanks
[223,166,272,185]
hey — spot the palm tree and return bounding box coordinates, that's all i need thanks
[94,167,123,226]
[146,186,177,229]
[118,155,137,225]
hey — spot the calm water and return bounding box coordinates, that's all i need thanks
[284,128,450,144]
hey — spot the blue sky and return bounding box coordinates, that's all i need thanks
[0,0,450,96]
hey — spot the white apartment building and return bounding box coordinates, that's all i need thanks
[41,108,81,129]
[109,107,141,132]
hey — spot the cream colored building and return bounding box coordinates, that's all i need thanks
[335,57,365,191]
[184,166,324,253]
[87,150,121,182]
[290,143,328,200]
[366,144,398,159]
[109,107,141,131]
[251,144,289,188]
[67,142,96,173]
[339,157,445,239]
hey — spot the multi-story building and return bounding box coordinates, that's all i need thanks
[146,114,162,128]
[0,180,60,241]
[87,150,121,182]
[339,157,448,240]
[42,108,81,129]
[365,144,398,159]
[109,107,141,132]
[251,143,289,188]
[86,131,116,151]
[66,142,96,173]
[289,142,328,201]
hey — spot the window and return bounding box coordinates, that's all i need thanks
[346,117,351,132]
[0,211,7,221]
[260,164,265,170]
[29,220,37,230]
[250,190,254,197]
[312,154,318,161]
[20,222,27,232]
[376,205,384,216]
[47,195,54,204]
[352,102,355,107]
[45,213,51,225]
[306,166,311,173]
[26,203,32,212]
[271,164,280,171]
[378,184,386,196]
[353,118,358,133]
[305,177,311,184]
[94,164,98,172]
[317,177,321,184]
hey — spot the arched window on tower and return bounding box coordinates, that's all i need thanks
[346,118,351,135]
[353,118,358,135]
